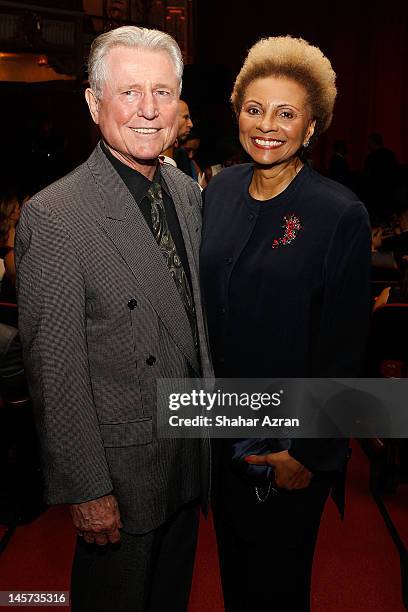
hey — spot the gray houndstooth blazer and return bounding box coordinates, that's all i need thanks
[15,143,212,534]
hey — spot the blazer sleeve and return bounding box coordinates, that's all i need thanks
[312,201,372,377]
[289,201,372,472]
[15,199,113,504]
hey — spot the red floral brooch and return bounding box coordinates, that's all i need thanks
[272,214,302,249]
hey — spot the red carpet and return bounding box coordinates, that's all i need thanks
[311,442,405,611]
[383,485,408,546]
[0,442,406,611]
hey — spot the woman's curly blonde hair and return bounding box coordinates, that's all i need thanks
[231,36,337,141]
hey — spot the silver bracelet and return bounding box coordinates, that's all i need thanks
[254,480,280,502]
[254,483,272,502]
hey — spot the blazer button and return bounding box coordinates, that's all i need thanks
[146,355,156,366]
[226,257,233,265]
[128,298,138,310]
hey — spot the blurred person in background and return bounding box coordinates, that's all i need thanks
[161,99,193,168]
[182,130,206,186]
[328,139,352,187]
[0,188,23,298]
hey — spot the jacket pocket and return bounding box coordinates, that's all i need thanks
[100,418,152,447]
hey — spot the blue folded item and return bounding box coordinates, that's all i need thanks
[230,438,290,485]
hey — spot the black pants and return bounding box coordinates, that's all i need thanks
[213,464,331,612]
[71,499,199,612]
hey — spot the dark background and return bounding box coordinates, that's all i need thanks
[188,0,408,172]
[2,0,408,190]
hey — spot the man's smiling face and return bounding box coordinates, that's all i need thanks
[86,45,179,178]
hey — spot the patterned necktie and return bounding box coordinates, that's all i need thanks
[147,181,198,349]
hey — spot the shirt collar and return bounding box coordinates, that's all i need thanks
[101,141,169,204]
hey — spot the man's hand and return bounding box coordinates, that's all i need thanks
[245,450,312,490]
[70,494,122,545]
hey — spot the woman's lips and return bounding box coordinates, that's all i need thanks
[251,137,285,149]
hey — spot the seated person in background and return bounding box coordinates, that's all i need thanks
[373,266,408,311]
[381,208,408,264]
[371,225,398,271]
[372,225,383,252]
[0,258,5,291]
[0,188,21,299]
[0,188,32,299]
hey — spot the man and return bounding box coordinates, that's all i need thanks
[161,98,193,167]
[161,101,206,186]
[177,99,194,144]
[173,101,197,179]
[15,26,212,612]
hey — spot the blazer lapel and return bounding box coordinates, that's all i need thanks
[87,145,200,374]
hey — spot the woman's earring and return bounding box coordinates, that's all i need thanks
[303,139,310,148]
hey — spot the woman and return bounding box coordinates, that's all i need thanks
[200,36,371,611]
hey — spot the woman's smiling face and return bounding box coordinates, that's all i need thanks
[238,75,315,167]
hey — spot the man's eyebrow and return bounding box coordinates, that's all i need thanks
[116,82,176,91]
[119,82,141,90]
[154,82,175,89]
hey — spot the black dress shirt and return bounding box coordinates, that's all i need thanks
[101,141,192,292]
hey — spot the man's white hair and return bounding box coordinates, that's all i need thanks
[87,25,183,98]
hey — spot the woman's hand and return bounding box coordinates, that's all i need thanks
[245,450,312,490]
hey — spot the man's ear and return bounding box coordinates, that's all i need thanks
[85,88,100,125]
